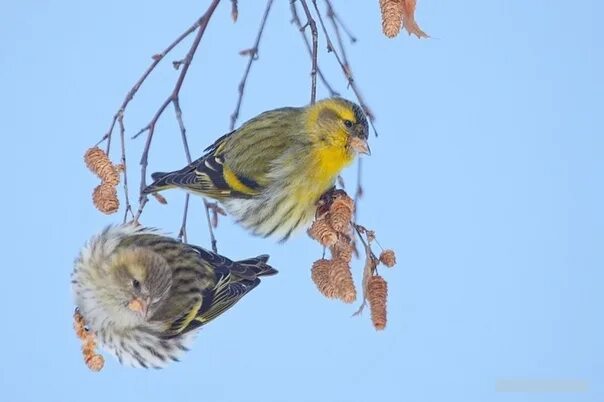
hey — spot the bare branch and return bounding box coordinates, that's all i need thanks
[230,0,239,22]
[117,112,134,222]
[133,0,222,222]
[298,0,319,104]
[290,2,339,97]
[178,194,190,243]
[230,0,275,130]
[353,158,363,219]
[204,200,219,253]
[324,0,357,44]
[324,0,352,68]
[100,16,207,153]
[311,0,376,127]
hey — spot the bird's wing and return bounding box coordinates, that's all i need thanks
[148,130,265,198]
[175,246,276,335]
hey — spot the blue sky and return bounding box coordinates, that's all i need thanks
[1,1,602,401]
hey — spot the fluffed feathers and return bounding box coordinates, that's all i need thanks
[71,224,277,368]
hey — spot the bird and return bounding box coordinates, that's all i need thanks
[142,97,370,241]
[71,224,277,368]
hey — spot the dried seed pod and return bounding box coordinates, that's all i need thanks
[379,249,397,268]
[92,182,119,214]
[311,259,337,298]
[368,275,388,330]
[74,309,104,371]
[330,259,356,303]
[73,310,87,340]
[308,218,337,247]
[332,237,354,263]
[329,194,354,233]
[379,0,403,38]
[84,147,120,185]
[85,354,105,372]
[400,0,429,38]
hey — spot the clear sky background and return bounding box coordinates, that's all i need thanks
[1,1,602,401]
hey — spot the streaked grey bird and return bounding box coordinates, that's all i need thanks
[72,224,277,368]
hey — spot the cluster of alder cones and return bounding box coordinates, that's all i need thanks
[74,309,104,371]
[379,0,428,38]
[308,190,396,330]
[84,147,122,214]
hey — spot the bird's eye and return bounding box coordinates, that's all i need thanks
[132,279,141,290]
[344,120,353,128]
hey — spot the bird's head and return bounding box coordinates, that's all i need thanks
[103,247,173,326]
[308,97,370,157]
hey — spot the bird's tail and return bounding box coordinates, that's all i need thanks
[236,254,278,278]
[142,172,175,194]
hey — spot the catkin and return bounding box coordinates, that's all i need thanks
[85,354,105,372]
[379,249,397,268]
[308,218,338,247]
[330,259,356,303]
[328,194,354,233]
[311,259,338,298]
[310,188,397,329]
[332,238,354,263]
[84,147,120,185]
[92,183,119,214]
[74,310,104,372]
[379,0,403,38]
[368,275,388,330]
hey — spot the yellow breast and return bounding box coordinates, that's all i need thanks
[291,139,354,207]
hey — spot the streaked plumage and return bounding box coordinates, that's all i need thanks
[143,97,370,241]
[71,224,277,368]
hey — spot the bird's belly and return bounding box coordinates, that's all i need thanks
[97,326,195,369]
[223,180,331,240]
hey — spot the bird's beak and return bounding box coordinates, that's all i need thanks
[350,137,371,156]
[127,297,149,318]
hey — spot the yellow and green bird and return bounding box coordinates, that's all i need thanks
[143,97,370,240]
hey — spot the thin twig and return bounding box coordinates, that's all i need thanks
[230,0,239,22]
[298,0,318,104]
[353,158,363,221]
[230,0,275,130]
[100,18,206,152]
[173,97,192,241]
[173,98,192,163]
[178,194,190,243]
[324,0,357,44]
[290,2,339,97]
[99,11,207,221]
[353,223,378,261]
[324,0,351,69]
[117,112,134,222]
[133,0,222,222]
[311,0,376,130]
[324,0,365,227]
[204,200,219,253]
[174,97,216,247]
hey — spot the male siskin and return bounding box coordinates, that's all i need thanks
[143,97,370,241]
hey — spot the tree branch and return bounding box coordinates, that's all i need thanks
[230,0,275,130]
[133,0,222,222]
[290,2,339,97]
[311,0,375,126]
[298,0,319,104]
